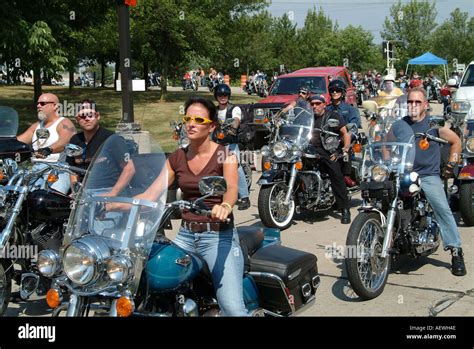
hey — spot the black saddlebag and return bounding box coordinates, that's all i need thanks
[249,244,319,314]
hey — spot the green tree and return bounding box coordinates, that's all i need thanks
[431,8,474,66]
[381,0,437,67]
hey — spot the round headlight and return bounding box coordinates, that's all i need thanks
[261,145,270,157]
[254,108,264,117]
[37,250,60,277]
[273,141,288,158]
[466,137,474,153]
[63,242,97,286]
[106,255,133,283]
[371,165,389,182]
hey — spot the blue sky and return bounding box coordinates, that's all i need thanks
[267,0,474,43]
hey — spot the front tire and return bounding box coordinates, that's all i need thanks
[345,212,390,300]
[258,183,295,230]
[0,260,12,316]
[459,181,474,226]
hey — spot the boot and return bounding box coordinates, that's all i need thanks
[238,197,251,211]
[450,247,467,276]
[341,208,351,224]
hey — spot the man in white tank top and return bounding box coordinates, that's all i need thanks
[17,93,76,194]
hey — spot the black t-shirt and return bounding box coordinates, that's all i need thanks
[66,127,114,169]
[311,110,346,148]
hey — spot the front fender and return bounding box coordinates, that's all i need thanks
[257,169,286,186]
[357,206,387,227]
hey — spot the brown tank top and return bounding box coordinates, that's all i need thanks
[168,144,233,222]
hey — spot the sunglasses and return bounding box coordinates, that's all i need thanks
[299,91,308,95]
[407,100,423,105]
[183,115,213,124]
[329,89,343,94]
[77,113,97,120]
[311,102,323,106]
[37,101,55,106]
[217,93,230,97]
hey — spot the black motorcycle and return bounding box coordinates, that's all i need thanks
[345,117,447,300]
[0,107,86,315]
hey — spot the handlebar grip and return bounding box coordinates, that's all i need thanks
[67,165,87,175]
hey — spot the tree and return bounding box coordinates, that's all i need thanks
[431,8,474,66]
[381,0,437,68]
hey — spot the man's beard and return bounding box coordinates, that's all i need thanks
[37,111,47,121]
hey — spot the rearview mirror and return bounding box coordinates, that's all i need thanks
[198,176,227,196]
[429,116,445,129]
[65,144,84,157]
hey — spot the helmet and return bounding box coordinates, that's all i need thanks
[328,79,347,98]
[299,86,311,95]
[447,78,458,87]
[214,84,231,99]
[383,74,395,82]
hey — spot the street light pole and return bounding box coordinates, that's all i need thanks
[117,0,135,127]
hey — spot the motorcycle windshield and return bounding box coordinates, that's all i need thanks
[364,119,416,174]
[366,96,403,143]
[279,101,314,149]
[0,107,19,137]
[63,132,167,254]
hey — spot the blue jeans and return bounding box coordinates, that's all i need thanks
[174,226,249,316]
[420,175,462,249]
[31,162,71,194]
[227,143,249,200]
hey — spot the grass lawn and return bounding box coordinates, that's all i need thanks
[0,85,260,152]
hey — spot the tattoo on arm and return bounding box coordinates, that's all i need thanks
[62,124,76,133]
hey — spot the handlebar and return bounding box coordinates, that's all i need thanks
[167,200,231,223]
[415,132,448,144]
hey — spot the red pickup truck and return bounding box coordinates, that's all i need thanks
[251,67,357,148]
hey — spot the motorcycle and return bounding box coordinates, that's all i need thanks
[169,120,189,149]
[38,132,320,317]
[182,75,198,91]
[0,107,86,315]
[425,77,442,104]
[208,72,224,93]
[255,74,269,97]
[257,102,346,230]
[345,117,447,300]
[243,80,257,95]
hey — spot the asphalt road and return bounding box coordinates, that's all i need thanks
[6,101,473,317]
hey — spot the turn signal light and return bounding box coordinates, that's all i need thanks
[47,173,58,183]
[116,296,134,317]
[295,161,303,170]
[419,138,430,150]
[0,172,4,181]
[217,132,225,140]
[263,117,269,123]
[353,143,362,153]
[172,134,179,140]
[46,289,61,309]
[263,161,272,171]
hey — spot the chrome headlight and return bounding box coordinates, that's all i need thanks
[466,137,474,153]
[254,108,265,117]
[261,145,270,157]
[63,237,110,286]
[37,250,60,277]
[371,165,389,182]
[106,255,133,283]
[272,141,288,158]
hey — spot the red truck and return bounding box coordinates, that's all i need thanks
[251,67,357,148]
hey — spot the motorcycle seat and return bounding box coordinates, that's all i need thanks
[236,226,264,256]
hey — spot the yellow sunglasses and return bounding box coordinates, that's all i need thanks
[182,115,213,124]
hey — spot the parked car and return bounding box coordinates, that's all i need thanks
[251,67,357,148]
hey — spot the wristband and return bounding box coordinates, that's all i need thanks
[220,202,233,213]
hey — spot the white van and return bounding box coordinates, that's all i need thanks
[452,61,474,121]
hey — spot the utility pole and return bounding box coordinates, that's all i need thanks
[116,0,139,131]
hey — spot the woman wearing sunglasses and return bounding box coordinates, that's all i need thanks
[167,97,248,316]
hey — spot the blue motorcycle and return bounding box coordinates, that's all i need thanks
[37,131,320,317]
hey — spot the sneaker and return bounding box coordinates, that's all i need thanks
[450,247,467,276]
[344,176,357,187]
[238,197,251,210]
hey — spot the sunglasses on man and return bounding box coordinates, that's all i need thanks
[37,101,55,106]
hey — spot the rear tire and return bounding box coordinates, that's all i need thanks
[459,181,474,226]
[345,212,390,300]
